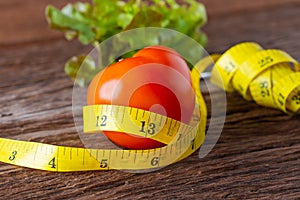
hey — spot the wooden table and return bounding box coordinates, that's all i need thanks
[1,0,299,199]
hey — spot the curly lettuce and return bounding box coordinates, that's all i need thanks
[46,0,207,86]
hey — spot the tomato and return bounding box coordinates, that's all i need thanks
[87,46,195,150]
[133,46,191,81]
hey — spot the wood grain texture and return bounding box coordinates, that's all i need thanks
[0,0,300,199]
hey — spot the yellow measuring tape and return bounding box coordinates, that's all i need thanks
[211,42,300,114]
[0,42,299,172]
[0,56,208,172]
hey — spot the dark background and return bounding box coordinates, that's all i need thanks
[0,0,300,199]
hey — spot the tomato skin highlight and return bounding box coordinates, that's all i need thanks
[87,46,195,150]
[133,46,191,81]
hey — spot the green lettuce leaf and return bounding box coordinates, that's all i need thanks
[46,0,208,86]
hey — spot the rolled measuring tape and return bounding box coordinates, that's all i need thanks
[1,42,299,172]
[211,42,300,114]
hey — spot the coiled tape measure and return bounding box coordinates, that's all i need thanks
[0,42,299,172]
[211,42,300,113]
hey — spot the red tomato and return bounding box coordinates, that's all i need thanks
[87,46,195,150]
[133,46,191,81]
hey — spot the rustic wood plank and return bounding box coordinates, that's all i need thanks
[0,0,81,45]
[0,0,299,199]
[201,0,300,17]
[202,2,300,56]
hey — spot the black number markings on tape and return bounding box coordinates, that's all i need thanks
[224,61,235,75]
[139,121,156,135]
[278,92,285,106]
[100,159,108,168]
[191,139,195,150]
[96,115,107,127]
[258,56,273,68]
[259,81,270,97]
[151,157,159,166]
[9,151,17,161]
[48,157,56,169]
[292,91,300,105]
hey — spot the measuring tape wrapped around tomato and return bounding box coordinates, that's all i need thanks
[0,44,208,171]
[82,45,208,170]
[211,42,300,114]
[85,46,196,150]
